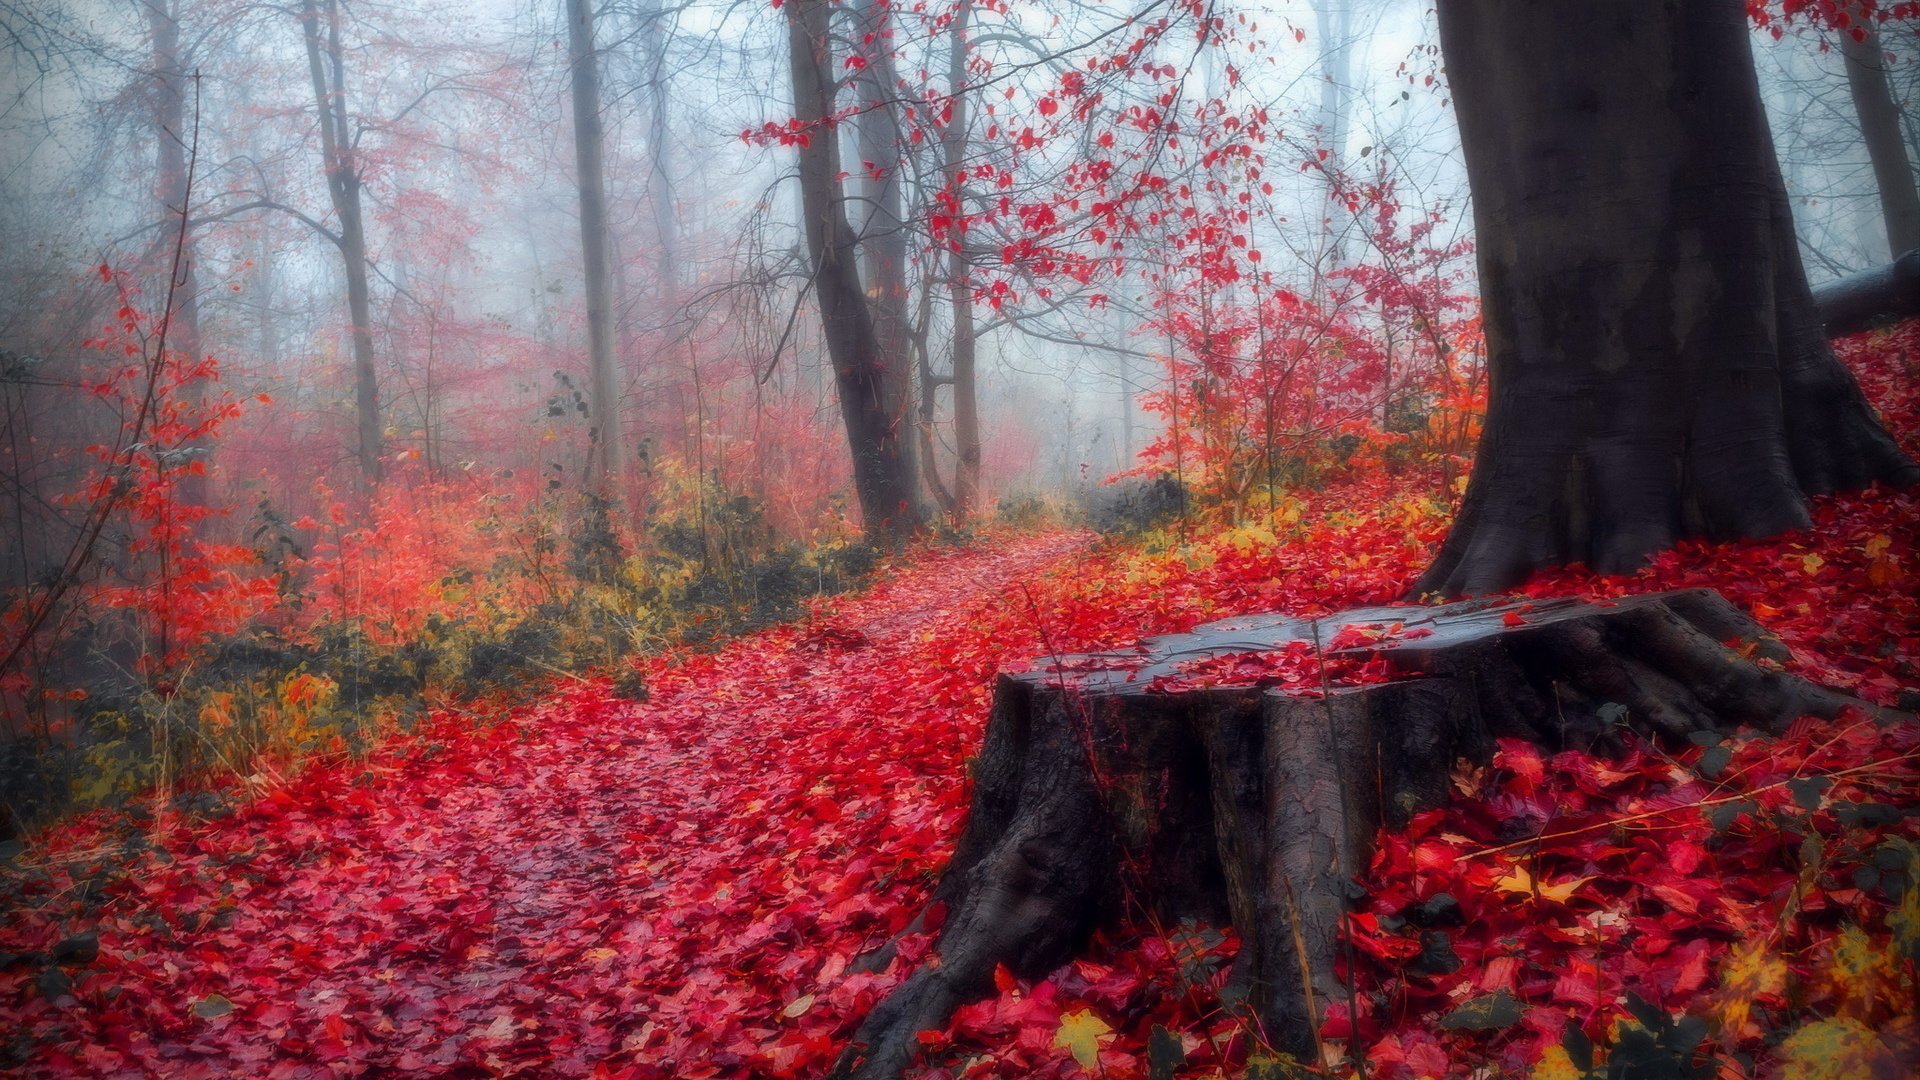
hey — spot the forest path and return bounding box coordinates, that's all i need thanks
[0,531,1090,1078]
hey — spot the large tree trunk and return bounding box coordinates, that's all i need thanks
[566,0,621,490]
[1839,7,1920,258]
[301,0,382,482]
[832,590,1879,1078]
[147,0,207,509]
[785,0,917,542]
[1415,0,1917,598]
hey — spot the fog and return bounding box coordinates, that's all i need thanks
[0,0,1908,716]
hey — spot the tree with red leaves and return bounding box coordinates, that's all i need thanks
[1416,0,1918,596]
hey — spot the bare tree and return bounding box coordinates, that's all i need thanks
[567,0,621,488]
[1838,2,1920,255]
[300,0,382,480]
[784,0,916,541]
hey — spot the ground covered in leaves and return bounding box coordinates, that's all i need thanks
[3,328,1918,1078]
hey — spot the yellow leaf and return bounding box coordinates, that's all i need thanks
[781,993,815,1019]
[1890,877,1920,961]
[1775,1016,1905,1080]
[1801,552,1825,576]
[1711,939,1789,1033]
[1054,1008,1112,1071]
[1531,1044,1581,1080]
[1825,926,1902,1021]
[1494,865,1592,904]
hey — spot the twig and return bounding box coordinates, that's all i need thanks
[1459,750,1920,863]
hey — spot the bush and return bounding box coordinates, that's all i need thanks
[1079,474,1189,535]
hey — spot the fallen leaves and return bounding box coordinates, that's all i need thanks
[1,326,1914,1078]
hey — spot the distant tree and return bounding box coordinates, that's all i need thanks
[1417,0,1917,596]
[144,0,208,505]
[299,0,383,481]
[1832,3,1920,254]
[565,0,621,491]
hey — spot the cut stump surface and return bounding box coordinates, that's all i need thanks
[830,589,1882,1078]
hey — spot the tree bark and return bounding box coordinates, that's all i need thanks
[300,0,382,482]
[831,590,1879,1078]
[566,0,621,490]
[1415,0,1917,597]
[785,0,917,542]
[1839,8,1920,257]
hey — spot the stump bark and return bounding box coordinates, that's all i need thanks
[829,589,1881,1078]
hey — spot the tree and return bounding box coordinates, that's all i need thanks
[566,0,621,490]
[1751,0,1920,261]
[144,0,208,508]
[1835,2,1920,256]
[300,0,383,481]
[1415,0,1917,597]
[849,0,918,518]
[784,0,917,542]
[937,0,982,519]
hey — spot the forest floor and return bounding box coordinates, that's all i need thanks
[3,329,1919,1080]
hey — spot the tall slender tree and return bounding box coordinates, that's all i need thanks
[1837,1,1920,256]
[299,0,382,481]
[940,0,982,519]
[145,0,206,506]
[784,0,916,541]
[566,0,621,489]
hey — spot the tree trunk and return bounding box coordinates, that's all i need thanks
[641,0,676,301]
[851,0,919,518]
[942,0,982,518]
[831,590,1878,1078]
[566,0,620,490]
[1312,0,1353,275]
[785,0,917,542]
[301,0,382,482]
[147,0,207,508]
[1839,8,1920,257]
[1416,0,1917,597]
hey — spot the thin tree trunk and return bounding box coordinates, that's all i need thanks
[566,0,620,489]
[1312,0,1353,274]
[1839,6,1920,257]
[1416,0,1916,597]
[942,0,981,517]
[642,0,675,298]
[147,0,206,507]
[913,272,959,519]
[300,0,381,481]
[785,0,917,542]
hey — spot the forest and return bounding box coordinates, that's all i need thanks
[2,0,1919,1076]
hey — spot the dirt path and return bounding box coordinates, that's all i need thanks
[0,532,1088,1079]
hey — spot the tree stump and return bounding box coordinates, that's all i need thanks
[830,589,1880,1078]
